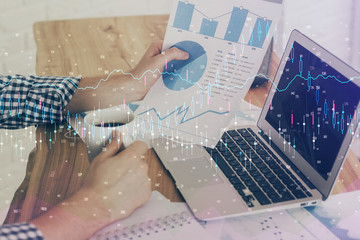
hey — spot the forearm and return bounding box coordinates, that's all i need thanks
[65,72,147,114]
[0,74,80,129]
[0,72,148,128]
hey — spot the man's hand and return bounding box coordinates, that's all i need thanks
[131,40,189,97]
[31,134,151,240]
[80,136,151,221]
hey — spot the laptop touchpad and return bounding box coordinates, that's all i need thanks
[167,157,223,189]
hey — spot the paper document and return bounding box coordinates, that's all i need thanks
[136,0,282,146]
[91,191,360,239]
[90,191,216,240]
[305,190,360,240]
[204,207,338,240]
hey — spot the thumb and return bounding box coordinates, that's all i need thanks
[156,47,189,66]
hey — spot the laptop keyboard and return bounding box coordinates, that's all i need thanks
[205,128,313,208]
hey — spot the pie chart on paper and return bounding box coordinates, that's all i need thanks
[163,41,207,91]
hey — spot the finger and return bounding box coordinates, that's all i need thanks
[114,128,125,150]
[145,41,164,58]
[154,47,189,68]
[115,141,148,161]
[96,131,122,159]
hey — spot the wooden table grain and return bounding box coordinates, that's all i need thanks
[4,15,360,224]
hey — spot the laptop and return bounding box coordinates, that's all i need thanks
[152,30,360,221]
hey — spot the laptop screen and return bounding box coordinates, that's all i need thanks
[265,41,360,180]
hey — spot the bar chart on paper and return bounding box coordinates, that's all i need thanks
[172,0,273,48]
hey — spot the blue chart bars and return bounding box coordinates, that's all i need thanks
[172,1,273,48]
[224,7,248,43]
[248,18,272,48]
[173,1,194,31]
[199,19,218,37]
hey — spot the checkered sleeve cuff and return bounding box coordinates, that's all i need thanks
[0,74,81,129]
[0,222,43,240]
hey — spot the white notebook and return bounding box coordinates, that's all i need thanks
[89,191,215,240]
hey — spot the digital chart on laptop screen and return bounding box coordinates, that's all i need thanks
[265,41,360,180]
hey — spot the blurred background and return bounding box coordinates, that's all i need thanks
[0,0,359,223]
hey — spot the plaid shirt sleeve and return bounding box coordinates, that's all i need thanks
[0,222,43,240]
[0,74,81,129]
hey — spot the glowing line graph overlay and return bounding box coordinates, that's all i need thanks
[1,69,359,125]
[1,69,358,93]
[137,105,229,125]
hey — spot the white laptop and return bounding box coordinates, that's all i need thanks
[152,30,360,221]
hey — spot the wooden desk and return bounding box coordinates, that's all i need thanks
[4,15,360,224]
